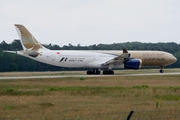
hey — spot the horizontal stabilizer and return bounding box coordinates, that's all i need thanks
[3,50,39,57]
[3,50,17,54]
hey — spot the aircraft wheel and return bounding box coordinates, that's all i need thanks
[87,70,91,75]
[159,66,164,73]
[87,69,101,75]
[103,70,114,75]
[103,70,107,75]
[159,70,164,73]
[96,70,100,75]
[110,70,114,74]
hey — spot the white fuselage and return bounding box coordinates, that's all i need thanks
[17,49,177,69]
[18,50,118,68]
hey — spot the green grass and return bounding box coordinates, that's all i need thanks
[0,73,179,119]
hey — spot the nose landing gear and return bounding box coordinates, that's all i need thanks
[160,69,164,73]
[159,66,164,73]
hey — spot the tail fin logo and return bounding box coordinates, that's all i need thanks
[14,24,42,51]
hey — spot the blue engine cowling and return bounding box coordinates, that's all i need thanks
[124,59,142,69]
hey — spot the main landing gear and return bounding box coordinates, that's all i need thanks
[86,69,114,75]
[87,68,100,75]
[159,66,164,73]
[103,69,114,75]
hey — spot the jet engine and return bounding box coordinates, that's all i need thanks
[124,59,142,69]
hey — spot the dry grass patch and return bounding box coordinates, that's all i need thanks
[0,74,180,119]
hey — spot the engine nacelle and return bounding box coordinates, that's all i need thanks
[124,59,142,70]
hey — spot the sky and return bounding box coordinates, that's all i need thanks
[1,0,180,46]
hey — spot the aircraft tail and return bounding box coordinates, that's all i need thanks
[3,24,50,57]
[14,24,48,51]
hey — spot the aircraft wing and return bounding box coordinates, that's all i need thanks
[102,48,130,65]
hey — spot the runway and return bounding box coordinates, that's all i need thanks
[0,72,180,80]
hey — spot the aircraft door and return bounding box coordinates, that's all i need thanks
[51,52,56,62]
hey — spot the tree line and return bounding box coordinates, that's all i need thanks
[0,40,179,72]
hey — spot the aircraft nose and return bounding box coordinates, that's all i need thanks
[171,56,177,63]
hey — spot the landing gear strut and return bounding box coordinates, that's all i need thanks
[159,66,164,73]
[87,68,100,75]
[103,69,114,75]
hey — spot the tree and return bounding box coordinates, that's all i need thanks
[0,39,179,72]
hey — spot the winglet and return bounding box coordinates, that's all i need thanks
[123,48,128,53]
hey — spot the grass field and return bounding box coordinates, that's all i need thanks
[0,69,180,120]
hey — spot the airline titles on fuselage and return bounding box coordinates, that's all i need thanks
[143,53,165,61]
[59,57,85,63]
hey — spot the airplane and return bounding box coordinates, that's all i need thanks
[4,24,177,75]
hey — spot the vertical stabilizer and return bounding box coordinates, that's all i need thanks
[14,24,47,51]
